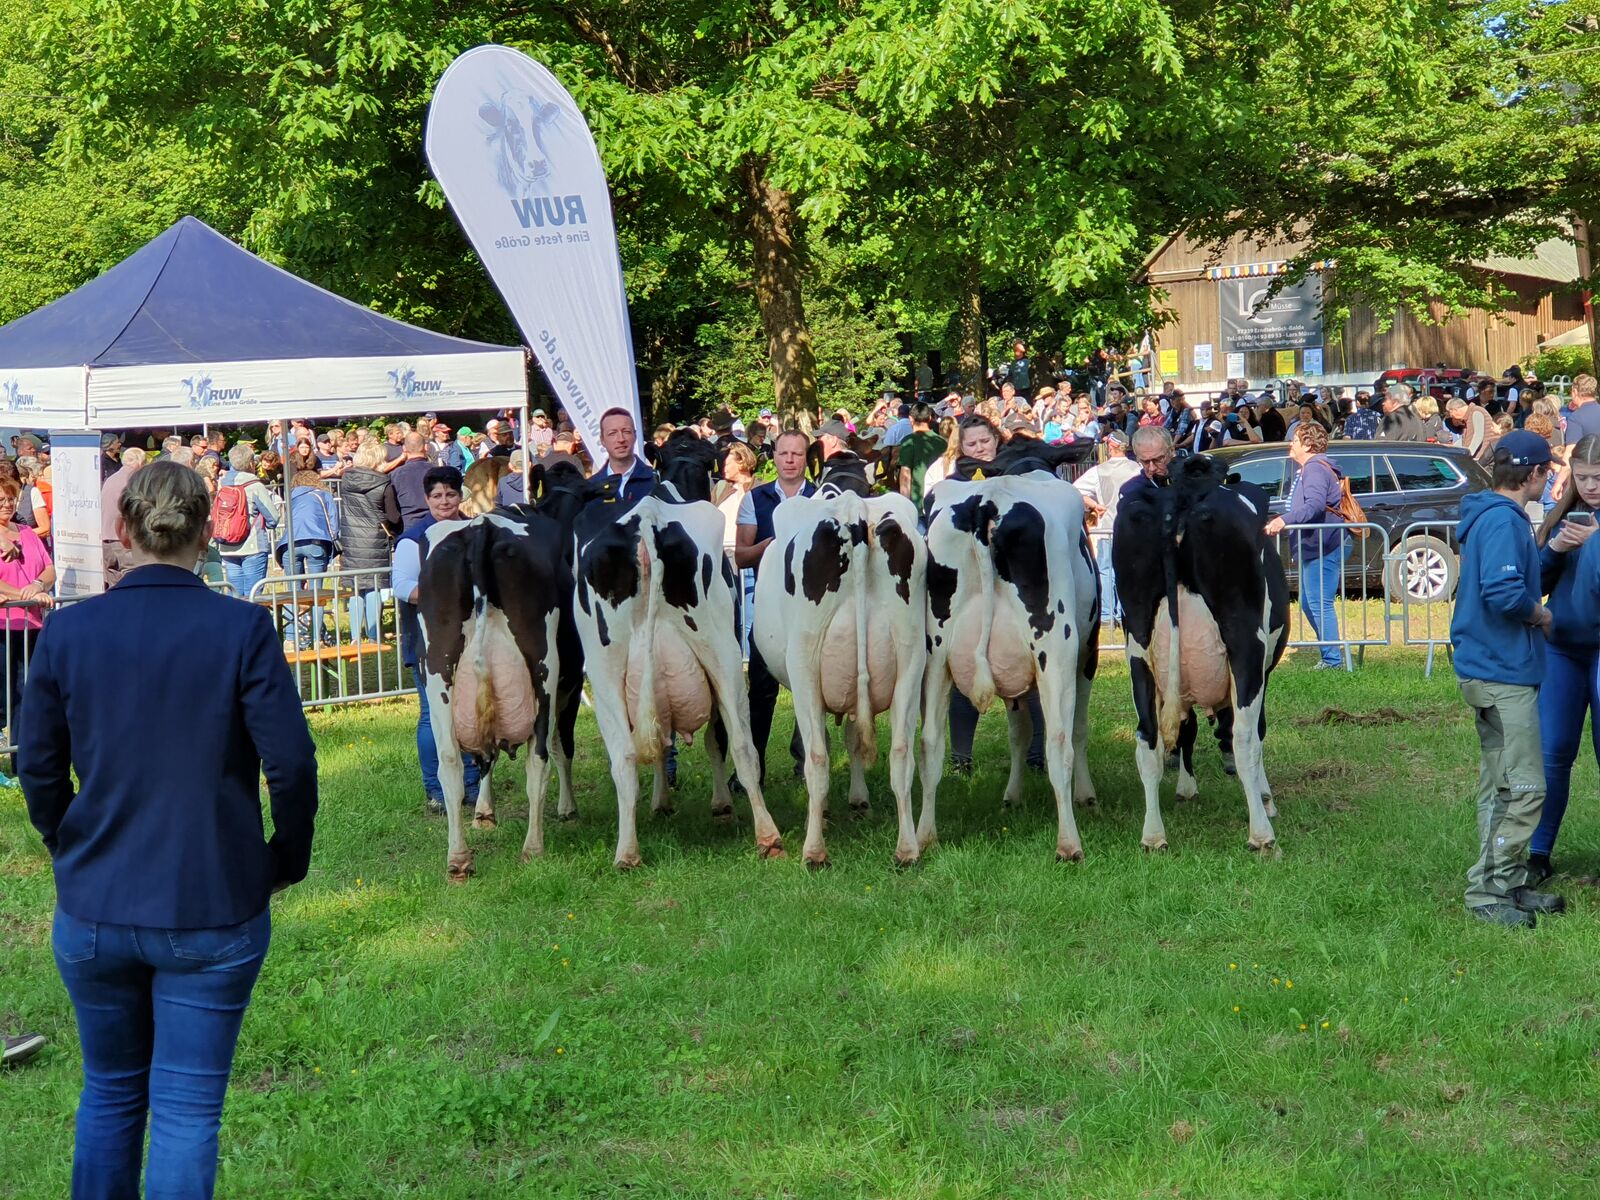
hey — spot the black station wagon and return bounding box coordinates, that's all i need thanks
[1207,441,1492,602]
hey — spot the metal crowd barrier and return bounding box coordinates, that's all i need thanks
[1390,520,1462,678]
[248,566,408,709]
[0,600,44,757]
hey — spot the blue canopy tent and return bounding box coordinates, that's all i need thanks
[0,215,526,428]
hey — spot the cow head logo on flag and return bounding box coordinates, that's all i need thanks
[426,46,640,456]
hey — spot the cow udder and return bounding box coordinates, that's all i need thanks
[451,610,537,754]
[948,605,1035,703]
[818,610,898,716]
[1150,588,1231,713]
[624,624,714,737]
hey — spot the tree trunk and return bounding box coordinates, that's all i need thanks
[957,258,983,392]
[743,161,818,428]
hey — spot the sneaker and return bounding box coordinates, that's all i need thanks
[1526,853,1554,886]
[0,770,17,790]
[949,756,973,777]
[1509,885,1566,915]
[1,1032,45,1067]
[1027,757,1046,774]
[1313,660,1342,671]
[425,796,445,815]
[1470,903,1535,929]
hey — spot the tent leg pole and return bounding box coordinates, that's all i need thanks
[521,400,531,500]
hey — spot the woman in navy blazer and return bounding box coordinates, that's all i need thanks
[20,461,318,1200]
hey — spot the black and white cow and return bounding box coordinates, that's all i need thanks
[750,482,927,867]
[479,92,560,198]
[417,508,584,881]
[919,444,1100,860]
[1112,454,1290,852]
[573,435,784,868]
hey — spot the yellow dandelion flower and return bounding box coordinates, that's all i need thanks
[313,1066,321,1074]
[1299,1023,1308,1031]
[566,912,575,920]
[1320,1021,1330,1029]
[1285,980,1293,989]
[561,958,569,967]
[351,1069,359,1075]
[865,886,873,892]
[1232,1006,1240,1013]
[1229,963,1238,971]
[355,878,363,887]
[1402,996,1409,1004]
[555,1047,565,1055]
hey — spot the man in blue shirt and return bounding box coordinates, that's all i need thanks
[591,407,655,506]
[1449,430,1563,928]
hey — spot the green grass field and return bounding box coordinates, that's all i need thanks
[5,650,1600,1197]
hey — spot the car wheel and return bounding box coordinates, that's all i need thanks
[1386,534,1458,603]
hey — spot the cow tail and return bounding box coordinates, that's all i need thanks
[1158,509,1185,749]
[969,510,999,712]
[631,518,665,764]
[851,501,877,770]
[468,519,497,754]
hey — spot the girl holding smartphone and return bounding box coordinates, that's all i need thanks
[1531,434,1600,881]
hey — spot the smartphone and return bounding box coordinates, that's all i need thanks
[1570,512,1595,527]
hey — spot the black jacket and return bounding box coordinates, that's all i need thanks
[338,467,393,571]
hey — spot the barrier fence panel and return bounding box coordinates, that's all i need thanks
[0,600,45,758]
[248,567,410,710]
[1087,530,1125,654]
[1271,521,1393,669]
[1391,519,1462,678]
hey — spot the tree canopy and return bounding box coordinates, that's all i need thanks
[2,1,1597,421]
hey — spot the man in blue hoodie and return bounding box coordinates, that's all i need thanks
[1450,430,1564,928]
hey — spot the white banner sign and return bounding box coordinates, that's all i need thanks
[1,367,86,428]
[50,430,105,597]
[1225,352,1246,378]
[425,44,641,455]
[85,351,525,428]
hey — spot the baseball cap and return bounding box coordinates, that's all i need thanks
[816,418,852,441]
[1496,429,1552,466]
[457,426,474,437]
[100,432,121,449]
[759,408,773,419]
[531,408,548,418]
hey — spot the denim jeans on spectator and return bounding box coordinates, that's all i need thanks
[346,578,391,643]
[52,904,270,1200]
[284,546,330,646]
[412,667,482,803]
[1095,535,1119,624]
[1298,544,1344,668]
[220,552,268,600]
[949,688,1045,765]
[1531,641,1600,860]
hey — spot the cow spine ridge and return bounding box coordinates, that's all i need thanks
[631,518,666,764]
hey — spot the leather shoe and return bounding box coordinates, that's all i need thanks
[1471,903,1535,929]
[1510,886,1566,915]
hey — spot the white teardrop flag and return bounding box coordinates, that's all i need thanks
[425,45,640,454]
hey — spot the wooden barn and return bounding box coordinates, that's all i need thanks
[1137,231,1585,388]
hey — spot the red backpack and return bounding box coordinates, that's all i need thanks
[211,482,254,544]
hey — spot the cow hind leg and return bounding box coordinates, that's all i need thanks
[430,679,475,882]
[1071,659,1097,808]
[707,712,735,819]
[473,758,497,830]
[1129,651,1169,852]
[791,679,834,869]
[1231,683,1277,852]
[917,666,955,853]
[1003,698,1031,809]
[553,690,579,822]
[1036,667,1083,862]
[1175,710,1199,803]
[886,660,922,868]
[845,717,871,813]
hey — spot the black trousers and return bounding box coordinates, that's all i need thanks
[748,644,803,781]
[950,688,1045,764]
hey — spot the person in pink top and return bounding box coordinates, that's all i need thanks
[0,475,54,767]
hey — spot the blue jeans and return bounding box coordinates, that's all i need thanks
[1532,641,1600,859]
[220,552,267,600]
[346,579,390,643]
[284,546,331,645]
[53,905,270,1200]
[1298,544,1344,667]
[1095,535,1119,623]
[413,667,482,803]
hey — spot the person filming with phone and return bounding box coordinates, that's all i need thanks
[1529,434,1600,883]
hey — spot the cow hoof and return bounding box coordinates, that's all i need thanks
[804,854,831,872]
[1076,794,1098,809]
[472,813,497,831]
[446,855,474,883]
[917,833,939,853]
[615,852,644,871]
[520,847,544,863]
[1246,836,1277,854]
[711,802,734,820]
[893,851,921,870]
[1142,837,1169,853]
[556,811,579,824]
[757,839,786,860]
[653,804,676,819]
[1175,789,1198,804]
[1055,846,1085,863]
[850,800,871,815]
